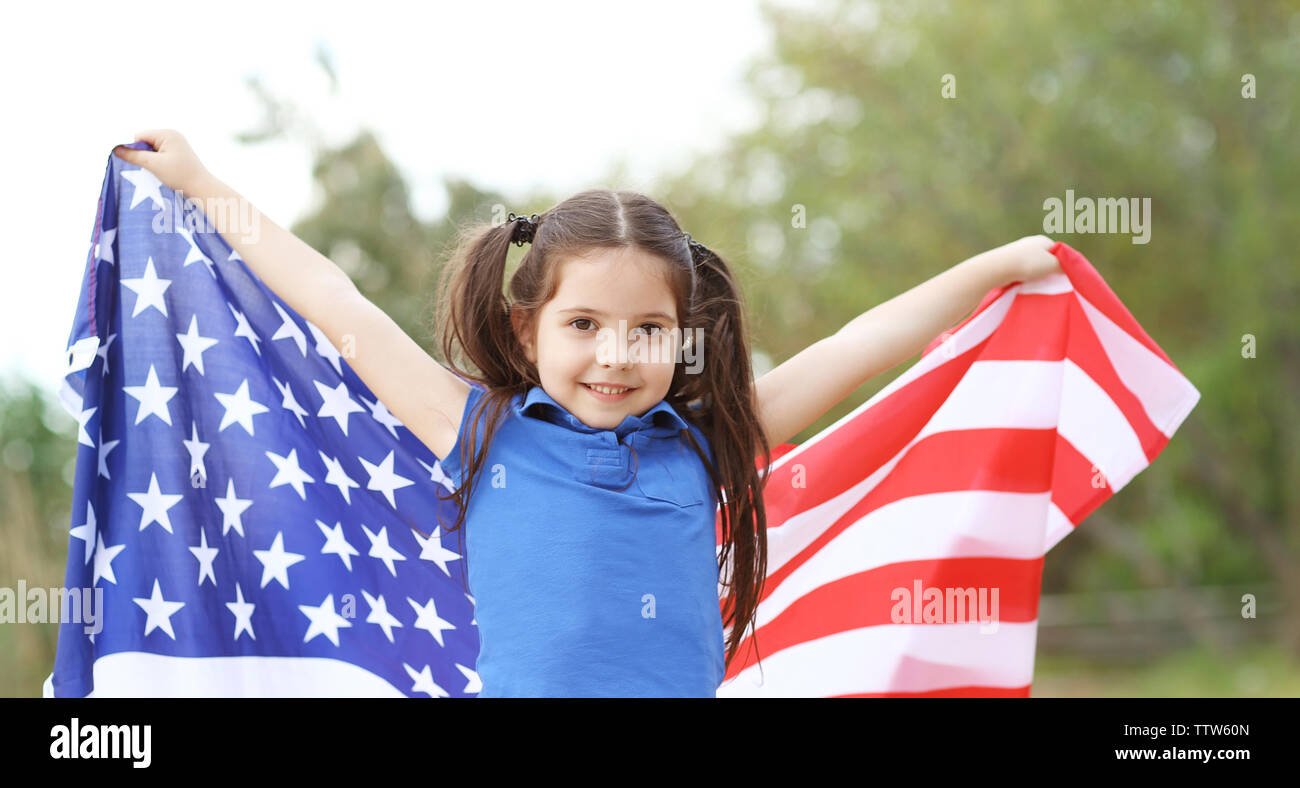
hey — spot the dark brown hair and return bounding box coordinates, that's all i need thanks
[428,189,771,674]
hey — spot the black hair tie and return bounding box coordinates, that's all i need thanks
[683,231,708,260]
[507,212,540,246]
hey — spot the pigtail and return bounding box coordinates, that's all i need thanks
[673,238,773,676]
[427,217,540,595]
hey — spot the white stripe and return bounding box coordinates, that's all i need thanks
[55,378,84,422]
[1057,358,1149,493]
[1044,499,1076,552]
[919,360,1064,437]
[1017,271,1073,295]
[765,451,898,575]
[50,652,408,697]
[1075,291,1200,437]
[766,359,1143,569]
[718,621,1038,696]
[766,359,1058,567]
[755,491,1053,629]
[65,336,100,376]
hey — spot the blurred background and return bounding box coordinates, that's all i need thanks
[2,0,1297,697]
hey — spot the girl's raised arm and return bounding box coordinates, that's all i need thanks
[753,236,1061,448]
[112,129,470,460]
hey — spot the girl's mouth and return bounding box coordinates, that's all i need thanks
[581,382,637,402]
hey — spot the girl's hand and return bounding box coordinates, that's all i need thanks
[112,129,211,195]
[987,234,1062,285]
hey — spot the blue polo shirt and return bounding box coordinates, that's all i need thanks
[437,383,726,697]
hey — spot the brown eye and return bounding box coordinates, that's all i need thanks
[570,318,596,332]
[630,324,664,338]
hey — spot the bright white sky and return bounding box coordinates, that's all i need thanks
[0,0,776,400]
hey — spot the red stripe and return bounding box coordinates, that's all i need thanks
[969,291,1070,360]
[1051,433,1115,528]
[759,428,1056,599]
[757,330,992,527]
[723,555,1044,679]
[1059,295,1171,463]
[921,281,1015,358]
[758,289,1074,526]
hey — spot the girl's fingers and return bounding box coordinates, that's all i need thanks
[133,129,174,151]
[113,144,156,167]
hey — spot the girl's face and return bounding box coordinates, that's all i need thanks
[513,247,683,431]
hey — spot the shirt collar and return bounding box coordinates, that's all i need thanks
[518,384,690,439]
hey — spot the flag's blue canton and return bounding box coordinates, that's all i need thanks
[49,142,480,697]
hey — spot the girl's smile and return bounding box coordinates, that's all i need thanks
[581,381,639,402]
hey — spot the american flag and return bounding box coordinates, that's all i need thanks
[46,142,481,697]
[47,144,1196,698]
[715,241,1199,696]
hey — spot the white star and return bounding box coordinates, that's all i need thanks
[97,428,119,480]
[189,528,219,587]
[402,663,449,698]
[92,532,126,586]
[123,364,178,426]
[226,583,256,641]
[272,377,309,429]
[176,314,218,375]
[316,519,360,570]
[363,590,403,643]
[418,456,456,494]
[214,379,269,435]
[318,451,360,504]
[126,472,184,534]
[94,226,116,265]
[271,302,307,356]
[359,450,415,509]
[361,524,407,577]
[228,249,243,263]
[314,379,364,435]
[95,332,116,375]
[121,167,167,210]
[182,421,211,482]
[132,579,185,639]
[360,394,404,439]
[306,320,344,376]
[455,663,483,695]
[265,448,315,500]
[252,532,305,590]
[70,401,96,448]
[121,256,172,318]
[299,594,351,646]
[414,526,462,577]
[176,226,213,273]
[214,478,253,537]
[228,304,262,356]
[70,501,96,565]
[408,596,455,647]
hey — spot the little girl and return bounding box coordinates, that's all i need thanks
[113,129,1061,698]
